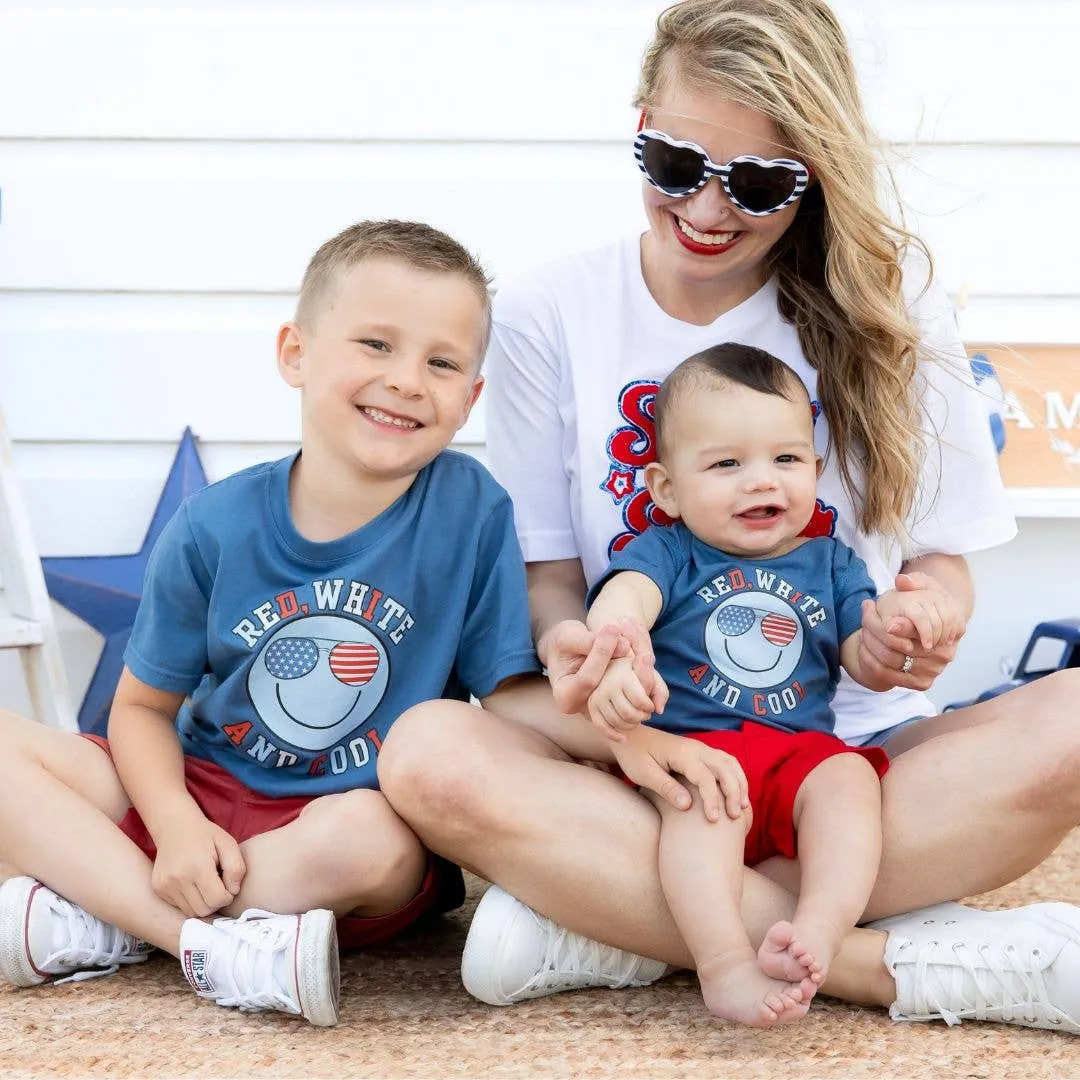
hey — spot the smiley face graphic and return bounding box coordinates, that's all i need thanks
[247,614,388,751]
[703,591,803,689]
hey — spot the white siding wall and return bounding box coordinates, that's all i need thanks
[1,0,1078,714]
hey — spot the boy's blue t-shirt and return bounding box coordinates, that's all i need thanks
[124,450,540,797]
[590,524,875,736]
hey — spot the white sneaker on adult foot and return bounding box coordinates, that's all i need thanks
[179,908,340,1026]
[0,876,151,987]
[869,900,1080,1034]
[461,885,667,1006]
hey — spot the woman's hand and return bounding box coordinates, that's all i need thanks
[858,572,967,691]
[542,618,666,717]
[150,813,246,918]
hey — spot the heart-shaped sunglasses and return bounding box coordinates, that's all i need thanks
[634,128,810,216]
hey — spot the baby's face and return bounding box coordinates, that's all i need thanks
[654,381,819,558]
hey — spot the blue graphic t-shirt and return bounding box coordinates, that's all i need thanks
[590,524,875,736]
[125,451,541,796]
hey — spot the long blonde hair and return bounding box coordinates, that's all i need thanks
[635,0,928,539]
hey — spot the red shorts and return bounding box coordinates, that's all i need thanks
[682,723,888,866]
[82,734,461,949]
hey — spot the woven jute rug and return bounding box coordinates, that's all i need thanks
[3,832,1080,1080]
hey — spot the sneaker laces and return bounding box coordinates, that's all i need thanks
[210,910,298,1015]
[523,919,645,997]
[894,938,1060,1027]
[43,893,148,985]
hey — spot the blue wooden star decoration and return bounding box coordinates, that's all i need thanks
[41,428,209,733]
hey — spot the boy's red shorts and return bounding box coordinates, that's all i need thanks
[81,734,462,950]
[680,722,888,866]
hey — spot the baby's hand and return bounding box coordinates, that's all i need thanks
[612,726,749,821]
[874,575,965,652]
[587,654,666,741]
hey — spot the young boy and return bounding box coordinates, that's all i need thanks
[0,220,541,1025]
[583,343,964,1027]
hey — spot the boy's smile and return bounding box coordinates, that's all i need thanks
[277,256,486,529]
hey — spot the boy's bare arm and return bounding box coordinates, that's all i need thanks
[108,667,245,917]
[108,668,193,832]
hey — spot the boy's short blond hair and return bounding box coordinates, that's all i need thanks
[295,219,493,357]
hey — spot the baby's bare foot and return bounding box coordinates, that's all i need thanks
[698,951,811,1027]
[759,920,817,982]
[759,918,842,988]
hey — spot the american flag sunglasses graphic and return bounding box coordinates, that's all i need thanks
[714,604,799,647]
[263,636,381,686]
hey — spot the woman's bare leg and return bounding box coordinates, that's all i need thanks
[380,677,1080,1029]
[378,700,894,1006]
[755,669,1080,917]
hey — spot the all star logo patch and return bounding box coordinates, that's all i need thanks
[182,948,214,994]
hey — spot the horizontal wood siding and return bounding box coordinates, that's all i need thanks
[0,0,1077,712]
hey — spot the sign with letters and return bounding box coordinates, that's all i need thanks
[966,345,1080,491]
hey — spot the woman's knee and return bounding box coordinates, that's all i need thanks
[378,700,500,830]
[1014,669,1080,807]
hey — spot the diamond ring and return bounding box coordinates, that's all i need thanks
[901,654,915,674]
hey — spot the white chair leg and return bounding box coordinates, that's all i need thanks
[18,633,77,732]
[0,407,78,730]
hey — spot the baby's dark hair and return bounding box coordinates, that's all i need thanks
[653,343,808,458]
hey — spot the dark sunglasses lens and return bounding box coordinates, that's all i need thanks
[727,160,797,212]
[641,139,706,194]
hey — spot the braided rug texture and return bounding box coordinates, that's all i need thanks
[2,832,1080,1079]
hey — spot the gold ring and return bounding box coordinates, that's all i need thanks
[901,654,915,674]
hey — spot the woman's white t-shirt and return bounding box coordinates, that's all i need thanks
[485,233,1017,742]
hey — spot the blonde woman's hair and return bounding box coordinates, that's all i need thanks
[296,219,493,357]
[635,0,928,539]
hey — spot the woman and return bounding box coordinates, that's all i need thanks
[379,0,1080,1032]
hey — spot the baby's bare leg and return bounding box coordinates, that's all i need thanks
[759,753,882,987]
[652,791,811,1026]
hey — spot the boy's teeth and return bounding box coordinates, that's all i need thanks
[363,406,418,429]
[677,220,737,245]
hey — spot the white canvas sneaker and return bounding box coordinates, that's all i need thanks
[461,885,667,1006]
[179,907,340,1026]
[0,876,152,987]
[869,901,1080,1034]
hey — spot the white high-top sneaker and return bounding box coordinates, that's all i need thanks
[462,885,668,1006]
[179,908,340,1027]
[869,901,1080,1034]
[0,876,152,987]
